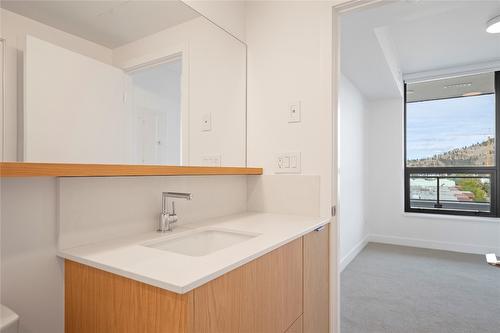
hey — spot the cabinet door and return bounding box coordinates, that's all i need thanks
[194,238,303,333]
[64,260,194,333]
[303,224,330,333]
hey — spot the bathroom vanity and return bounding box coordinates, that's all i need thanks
[0,2,334,333]
[60,214,330,333]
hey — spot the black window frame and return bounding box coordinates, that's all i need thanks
[404,71,500,217]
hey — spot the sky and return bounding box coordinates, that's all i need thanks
[406,94,495,160]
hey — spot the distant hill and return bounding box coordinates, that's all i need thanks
[407,137,495,167]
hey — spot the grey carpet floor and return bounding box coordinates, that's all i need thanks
[341,243,500,333]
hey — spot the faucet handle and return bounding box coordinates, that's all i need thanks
[171,201,176,216]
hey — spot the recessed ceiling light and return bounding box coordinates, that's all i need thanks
[487,15,500,34]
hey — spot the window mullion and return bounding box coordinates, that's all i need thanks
[495,71,500,217]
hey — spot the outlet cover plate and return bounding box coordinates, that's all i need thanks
[275,152,301,174]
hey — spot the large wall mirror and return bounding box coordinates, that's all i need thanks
[0,0,246,167]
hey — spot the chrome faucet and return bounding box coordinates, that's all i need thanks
[158,192,193,232]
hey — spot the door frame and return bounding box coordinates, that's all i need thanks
[330,1,390,332]
[121,43,190,166]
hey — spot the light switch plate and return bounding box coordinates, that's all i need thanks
[202,113,212,131]
[275,152,301,174]
[288,101,301,123]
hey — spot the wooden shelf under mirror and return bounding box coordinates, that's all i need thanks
[0,162,263,177]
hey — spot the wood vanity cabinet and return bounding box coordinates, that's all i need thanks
[65,225,329,333]
[303,225,330,333]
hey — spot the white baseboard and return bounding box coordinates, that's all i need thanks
[368,234,500,255]
[339,234,499,271]
[340,235,369,272]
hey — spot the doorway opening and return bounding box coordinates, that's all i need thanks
[128,57,183,165]
[335,1,500,332]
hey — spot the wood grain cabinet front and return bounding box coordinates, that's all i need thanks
[64,226,330,333]
[285,315,303,333]
[65,260,194,333]
[303,224,330,333]
[194,238,303,333]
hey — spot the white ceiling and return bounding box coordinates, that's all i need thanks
[1,1,200,48]
[341,0,500,100]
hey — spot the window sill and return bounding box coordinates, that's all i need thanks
[402,212,499,223]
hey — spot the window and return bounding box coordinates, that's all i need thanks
[404,72,499,216]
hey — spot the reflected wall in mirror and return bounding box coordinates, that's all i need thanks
[0,0,246,167]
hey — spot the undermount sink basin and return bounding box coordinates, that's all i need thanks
[142,229,260,257]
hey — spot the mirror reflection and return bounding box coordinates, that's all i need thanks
[0,0,246,166]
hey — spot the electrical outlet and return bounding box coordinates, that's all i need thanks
[288,101,301,123]
[202,154,221,167]
[275,152,301,174]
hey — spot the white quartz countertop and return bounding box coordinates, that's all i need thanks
[57,212,330,294]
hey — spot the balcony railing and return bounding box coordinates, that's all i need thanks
[405,167,496,216]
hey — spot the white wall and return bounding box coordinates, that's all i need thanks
[247,175,321,217]
[365,98,500,254]
[58,176,247,249]
[1,178,63,333]
[245,1,333,218]
[338,74,368,270]
[0,18,4,160]
[24,36,134,163]
[113,17,246,167]
[0,9,113,161]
